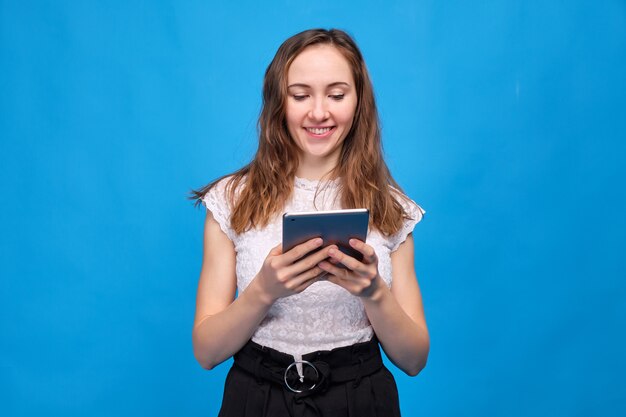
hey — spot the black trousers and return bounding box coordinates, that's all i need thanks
[217,337,401,417]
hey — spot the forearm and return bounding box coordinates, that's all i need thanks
[192,279,272,370]
[362,281,430,376]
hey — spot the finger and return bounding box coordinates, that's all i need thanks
[289,266,326,290]
[293,278,317,293]
[284,244,334,277]
[327,247,369,274]
[320,261,370,288]
[349,239,377,264]
[325,274,343,288]
[318,260,348,279]
[282,237,324,264]
[293,271,328,293]
[326,274,358,293]
[326,273,374,296]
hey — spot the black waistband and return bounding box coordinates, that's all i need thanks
[233,337,383,390]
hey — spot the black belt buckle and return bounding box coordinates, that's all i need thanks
[283,360,319,393]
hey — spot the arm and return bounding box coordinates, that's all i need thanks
[192,211,271,369]
[193,211,333,370]
[319,235,429,376]
[362,235,429,376]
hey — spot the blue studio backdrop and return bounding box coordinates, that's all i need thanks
[1,1,625,416]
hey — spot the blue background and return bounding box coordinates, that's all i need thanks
[1,1,625,416]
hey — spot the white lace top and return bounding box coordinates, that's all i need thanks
[202,176,424,359]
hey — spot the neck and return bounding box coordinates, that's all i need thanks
[296,160,334,181]
[296,155,338,181]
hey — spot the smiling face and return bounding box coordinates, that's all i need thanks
[285,44,358,177]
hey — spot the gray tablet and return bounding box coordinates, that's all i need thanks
[282,208,369,262]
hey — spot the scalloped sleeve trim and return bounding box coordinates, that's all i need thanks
[389,198,425,252]
[201,179,237,242]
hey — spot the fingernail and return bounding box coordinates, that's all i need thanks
[328,248,336,256]
[315,238,323,245]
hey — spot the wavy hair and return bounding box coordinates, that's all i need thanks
[192,28,410,235]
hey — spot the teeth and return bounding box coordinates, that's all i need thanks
[307,127,332,135]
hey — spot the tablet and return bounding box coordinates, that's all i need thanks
[282,208,369,262]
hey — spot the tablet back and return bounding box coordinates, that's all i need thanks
[282,208,369,261]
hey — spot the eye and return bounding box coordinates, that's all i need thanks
[329,94,345,101]
[292,95,308,101]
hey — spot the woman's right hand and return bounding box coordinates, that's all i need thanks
[193,214,335,370]
[253,238,336,304]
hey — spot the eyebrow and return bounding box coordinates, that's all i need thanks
[287,82,351,89]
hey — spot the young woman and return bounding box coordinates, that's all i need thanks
[192,28,429,416]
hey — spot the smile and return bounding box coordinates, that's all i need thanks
[305,127,335,135]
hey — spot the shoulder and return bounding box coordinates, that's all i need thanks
[389,186,426,224]
[387,186,425,251]
[201,175,242,241]
[201,175,246,205]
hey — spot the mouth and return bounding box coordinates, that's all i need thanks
[304,126,335,137]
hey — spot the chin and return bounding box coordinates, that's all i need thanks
[302,146,338,159]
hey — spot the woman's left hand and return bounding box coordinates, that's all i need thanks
[318,239,383,298]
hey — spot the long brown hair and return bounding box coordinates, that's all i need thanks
[192,28,411,235]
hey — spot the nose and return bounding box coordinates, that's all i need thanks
[308,98,329,121]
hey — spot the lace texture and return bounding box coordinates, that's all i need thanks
[202,176,424,359]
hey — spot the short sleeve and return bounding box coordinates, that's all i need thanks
[389,195,425,252]
[201,177,237,242]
